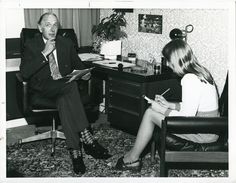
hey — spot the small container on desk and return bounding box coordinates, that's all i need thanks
[154,63,162,75]
[128,53,137,65]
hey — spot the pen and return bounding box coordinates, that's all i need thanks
[161,88,170,96]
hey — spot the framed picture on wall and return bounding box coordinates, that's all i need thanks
[138,14,162,34]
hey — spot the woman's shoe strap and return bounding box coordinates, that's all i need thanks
[124,158,140,165]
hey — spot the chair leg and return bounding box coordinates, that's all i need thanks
[51,118,66,140]
[18,117,66,156]
[160,167,168,177]
[50,131,66,156]
[151,140,156,162]
[160,159,168,177]
[51,132,56,156]
[50,118,66,156]
[18,131,52,144]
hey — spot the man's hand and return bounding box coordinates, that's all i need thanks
[42,38,56,57]
[81,72,91,81]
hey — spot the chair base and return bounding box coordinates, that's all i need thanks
[18,129,66,156]
[18,130,66,143]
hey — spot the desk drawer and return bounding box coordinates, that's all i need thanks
[109,92,140,113]
[108,108,141,135]
[108,77,141,96]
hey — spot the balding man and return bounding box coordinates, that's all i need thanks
[20,12,111,174]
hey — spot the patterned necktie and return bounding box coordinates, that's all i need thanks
[48,52,62,80]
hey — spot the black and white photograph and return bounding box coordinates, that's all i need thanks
[1,0,236,183]
[138,14,162,34]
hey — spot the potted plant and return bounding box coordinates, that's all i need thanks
[92,10,127,55]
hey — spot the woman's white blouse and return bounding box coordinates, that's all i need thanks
[167,73,219,143]
[169,73,219,116]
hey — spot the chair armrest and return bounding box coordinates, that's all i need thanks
[158,116,228,152]
[15,72,30,114]
[163,116,228,134]
[16,72,24,82]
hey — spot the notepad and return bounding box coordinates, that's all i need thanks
[78,53,103,62]
[61,67,94,83]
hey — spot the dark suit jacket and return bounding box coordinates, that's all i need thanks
[20,33,86,90]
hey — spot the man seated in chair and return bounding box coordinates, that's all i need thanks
[20,12,111,174]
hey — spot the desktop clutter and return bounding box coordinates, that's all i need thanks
[78,52,166,75]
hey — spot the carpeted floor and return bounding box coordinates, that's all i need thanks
[7,123,228,177]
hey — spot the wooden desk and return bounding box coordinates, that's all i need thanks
[87,62,182,135]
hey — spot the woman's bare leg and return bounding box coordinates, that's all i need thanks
[123,108,165,163]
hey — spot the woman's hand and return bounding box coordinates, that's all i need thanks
[155,95,169,108]
[150,100,168,114]
[155,94,178,110]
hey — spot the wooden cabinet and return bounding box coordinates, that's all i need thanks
[107,76,181,135]
[107,77,143,134]
[85,61,182,135]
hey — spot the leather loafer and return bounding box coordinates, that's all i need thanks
[115,156,142,172]
[69,149,86,174]
[83,140,112,159]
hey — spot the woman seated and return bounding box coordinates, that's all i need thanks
[115,39,219,171]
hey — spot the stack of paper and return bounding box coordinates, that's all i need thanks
[78,53,103,62]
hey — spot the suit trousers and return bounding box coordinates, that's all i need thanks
[35,78,90,149]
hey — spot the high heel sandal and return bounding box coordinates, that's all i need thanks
[115,156,142,172]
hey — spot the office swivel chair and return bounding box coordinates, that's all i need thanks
[151,74,228,177]
[16,28,99,156]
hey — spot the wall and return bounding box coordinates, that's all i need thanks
[5,8,24,38]
[100,9,229,94]
[5,8,229,94]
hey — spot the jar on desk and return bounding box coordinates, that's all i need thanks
[154,64,161,74]
[128,53,137,65]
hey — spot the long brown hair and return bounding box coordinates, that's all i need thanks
[162,39,215,85]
